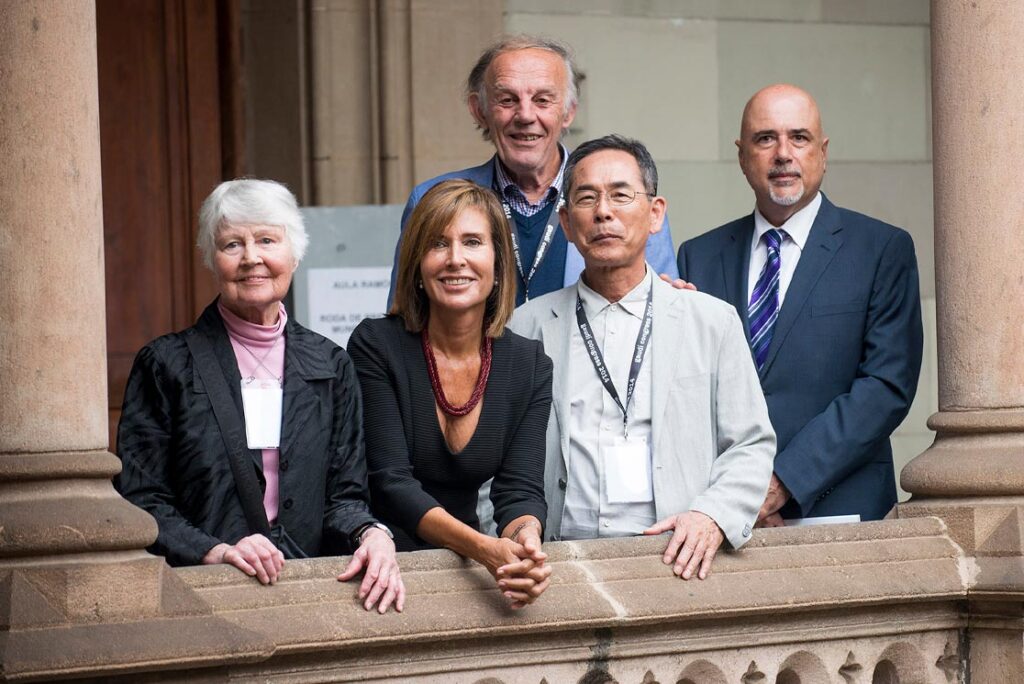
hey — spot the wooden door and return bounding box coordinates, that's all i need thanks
[97,0,240,446]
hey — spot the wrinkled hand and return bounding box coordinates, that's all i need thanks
[644,510,724,580]
[756,473,791,525]
[202,533,284,585]
[758,512,785,528]
[337,528,405,613]
[494,527,551,609]
[659,273,697,291]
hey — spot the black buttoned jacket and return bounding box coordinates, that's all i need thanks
[115,301,377,565]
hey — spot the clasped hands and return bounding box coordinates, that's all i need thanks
[482,524,551,610]
[202,528,404,613]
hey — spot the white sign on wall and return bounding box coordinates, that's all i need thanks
[306,266,392,347]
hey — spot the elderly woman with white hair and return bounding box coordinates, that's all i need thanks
[115,179,403,613]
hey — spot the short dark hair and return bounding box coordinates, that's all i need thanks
[390,179,516,338]
[563,134,659,197]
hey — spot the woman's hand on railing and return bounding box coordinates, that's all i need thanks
[337,528,405,614]
[202,533,284,585]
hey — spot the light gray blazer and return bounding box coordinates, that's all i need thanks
[509,275,776,548]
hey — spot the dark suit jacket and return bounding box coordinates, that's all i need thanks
[678,194,923,520]
[115,301,377,565]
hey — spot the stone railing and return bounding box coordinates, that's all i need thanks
[13,517,961,683]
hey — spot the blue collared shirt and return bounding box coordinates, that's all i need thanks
[493,144,568,217]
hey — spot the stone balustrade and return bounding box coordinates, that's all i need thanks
[3,518,968,683]
[179,517,967,684]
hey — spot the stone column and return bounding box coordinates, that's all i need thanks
[0,4,269,678]
[900,3,1024,680]
[901,0,1024,514]
[0,0,156,574]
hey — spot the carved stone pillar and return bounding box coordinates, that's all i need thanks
[0,0,156,575]
[0,4,268,678]
[899,2,1024,680]
[900,0,1024,524]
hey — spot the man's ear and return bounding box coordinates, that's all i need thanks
[821,136,830,172]
[468,93,488,130]
[648,196,667,235]
[561,101,578,131]
[559,205,576,245]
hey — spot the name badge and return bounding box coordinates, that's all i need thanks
[603,438,654,504]
[240,379,283,449]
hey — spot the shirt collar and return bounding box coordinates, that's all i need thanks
[752,190,822,250]
[494,143,568,205]
[576,266,652,320]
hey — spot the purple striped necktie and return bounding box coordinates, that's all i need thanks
[748,229,783,371]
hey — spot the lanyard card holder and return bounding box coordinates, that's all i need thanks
[240,378,283,449]
[604,437,654,504]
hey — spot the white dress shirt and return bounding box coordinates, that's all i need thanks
[561,268,657,540]
[747,191,822,307]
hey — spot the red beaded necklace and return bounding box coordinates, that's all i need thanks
[421,327,493,417]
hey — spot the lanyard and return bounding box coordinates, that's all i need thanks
[575,284,654,437]
[494,178,562,301]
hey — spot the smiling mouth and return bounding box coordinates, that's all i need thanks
[439,277,474,286]
[511,134,542,142]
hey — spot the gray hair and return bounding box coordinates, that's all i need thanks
[563,134,659,197]
[466,34,580,140]
[197,179,307,270]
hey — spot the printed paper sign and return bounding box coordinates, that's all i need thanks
[306,266,392,347]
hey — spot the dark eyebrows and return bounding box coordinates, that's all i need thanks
[571,180,633,193]
[750,127,814,139]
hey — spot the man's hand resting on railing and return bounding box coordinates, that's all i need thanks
[644,510,725,580]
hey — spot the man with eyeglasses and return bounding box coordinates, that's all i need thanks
[510,135,775,580]
[386,35,677,307]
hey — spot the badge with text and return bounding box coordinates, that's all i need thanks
[240,378,283,449]
[603,438,654,504]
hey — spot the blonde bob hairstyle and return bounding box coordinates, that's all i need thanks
[390,179,516,337]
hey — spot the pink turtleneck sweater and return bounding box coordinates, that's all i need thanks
[218,300,287,524]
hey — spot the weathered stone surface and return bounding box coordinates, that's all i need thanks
[901,0,1024,498]
[0,5,276,681]
[106,519,961,682]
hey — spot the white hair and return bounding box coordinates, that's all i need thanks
[196,179,308,270]
[466,35,580,141]
[769,188,804,207]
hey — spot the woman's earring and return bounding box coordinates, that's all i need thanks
[417,279,424,289]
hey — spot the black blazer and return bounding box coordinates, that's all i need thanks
[115,301,377,565]
[678,195,923,520]
[347,316,551,551]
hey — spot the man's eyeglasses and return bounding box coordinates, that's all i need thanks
[568,188,654,209]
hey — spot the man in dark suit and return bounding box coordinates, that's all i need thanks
[677,84,923,524]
